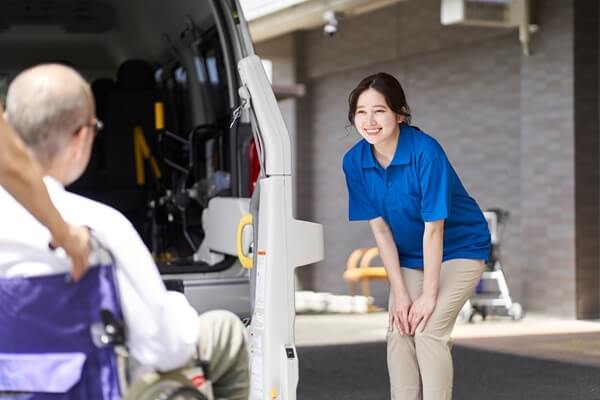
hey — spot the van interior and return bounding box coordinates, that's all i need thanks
[0,0,258,279]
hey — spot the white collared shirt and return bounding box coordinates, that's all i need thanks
[0,176,199,372]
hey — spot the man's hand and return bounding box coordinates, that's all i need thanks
[408,293,437,335]
[50,225,91,281]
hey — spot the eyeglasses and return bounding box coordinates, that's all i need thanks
[85,118,104,136]
[72,118,104,138]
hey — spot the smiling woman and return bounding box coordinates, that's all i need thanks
[342,72,491,400]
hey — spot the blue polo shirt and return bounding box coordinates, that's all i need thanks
[342,123,490,269]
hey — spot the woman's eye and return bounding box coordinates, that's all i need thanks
[356,110,366,115]
[375,109,385,113]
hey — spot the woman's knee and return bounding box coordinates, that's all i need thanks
[413,330,452,355]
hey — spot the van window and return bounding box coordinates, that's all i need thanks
[0,0,244,270]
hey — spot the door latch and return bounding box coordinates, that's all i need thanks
[230,85,251,129]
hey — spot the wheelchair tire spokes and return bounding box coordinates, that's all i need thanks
[164,387,209,400]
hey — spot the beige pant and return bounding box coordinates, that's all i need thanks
[387,259,484,400]
[195,310,250,400]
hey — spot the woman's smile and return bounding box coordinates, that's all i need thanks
[364,127,382,135]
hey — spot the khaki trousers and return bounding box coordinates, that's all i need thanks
[196,310,250,400]
[387,259,484,400]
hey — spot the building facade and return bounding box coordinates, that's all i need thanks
[255,0,599,319]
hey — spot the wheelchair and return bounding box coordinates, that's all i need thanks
[0,243,212,400]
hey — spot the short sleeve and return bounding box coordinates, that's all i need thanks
[342,156,379,221]
[418,155,452,222]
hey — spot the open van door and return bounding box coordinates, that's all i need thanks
[238,56,325,400]
[215,1,325,398]
[233,26,325,400]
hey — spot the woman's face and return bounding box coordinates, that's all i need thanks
[354,88,403,146]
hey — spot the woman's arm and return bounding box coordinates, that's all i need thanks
[369,217,412,335]
[422,219,444,297]
[0,106,90,280]
[408,219,444,334]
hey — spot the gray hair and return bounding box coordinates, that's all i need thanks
[5,64,92,167]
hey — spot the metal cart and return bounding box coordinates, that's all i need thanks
[460,208,524,322]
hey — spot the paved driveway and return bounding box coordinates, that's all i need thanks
[295,312,600,399]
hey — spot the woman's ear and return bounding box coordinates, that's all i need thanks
[397,106,409,123]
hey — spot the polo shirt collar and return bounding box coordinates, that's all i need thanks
[362,122,411,169]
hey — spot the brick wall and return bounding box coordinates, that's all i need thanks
[519,1,576,317]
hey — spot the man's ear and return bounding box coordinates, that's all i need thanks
[69,126,88,161]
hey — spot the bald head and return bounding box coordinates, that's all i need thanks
[6,64,93,168]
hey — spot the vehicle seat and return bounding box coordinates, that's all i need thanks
[69,77,116,196]
[71,60,164,235]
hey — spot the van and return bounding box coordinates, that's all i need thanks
[0,1,323,398]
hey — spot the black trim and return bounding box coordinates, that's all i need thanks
[210,0,241,196]
[158,255,237,274]
[163,279,185,293]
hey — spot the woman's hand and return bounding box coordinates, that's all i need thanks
[408,293,437,335]
[389,289,413,335]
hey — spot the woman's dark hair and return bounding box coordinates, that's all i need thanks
[347,72,411,125]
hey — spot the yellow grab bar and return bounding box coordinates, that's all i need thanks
[154,102,165,130]
[236,213,253,269]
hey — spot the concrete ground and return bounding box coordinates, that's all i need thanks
[295,312,600,366]
[295,312,600,399]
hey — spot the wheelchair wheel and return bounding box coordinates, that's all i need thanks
[509,302,524,321]
[457,301,472,323]
[164,387,209,400]
[123,371,211,400]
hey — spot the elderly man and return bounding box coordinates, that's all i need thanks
[0,105,89,279]
[0,64,249,399]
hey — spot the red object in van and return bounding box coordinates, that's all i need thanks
[248,138,260,195]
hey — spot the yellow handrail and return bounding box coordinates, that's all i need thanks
[236,213,253,269]
[154,102,165,130]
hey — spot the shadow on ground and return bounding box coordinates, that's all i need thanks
[297,342,600,400]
